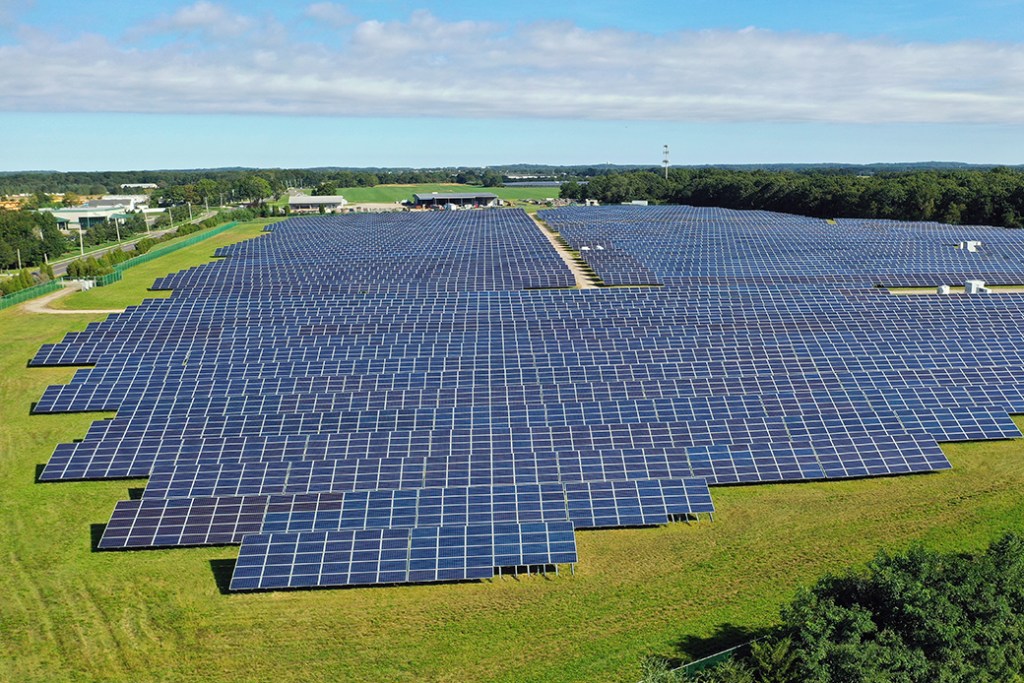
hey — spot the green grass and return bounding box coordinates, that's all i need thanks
[50,220,278,311]
[2,220,1023,682]
[323,184,562,205]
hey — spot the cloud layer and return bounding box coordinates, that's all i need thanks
[1,3,1022,124]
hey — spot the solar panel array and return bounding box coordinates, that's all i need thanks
[150,210,576,294]
[548,205,1024,287]
[32,205,1024,592]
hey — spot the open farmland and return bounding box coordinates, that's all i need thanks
[3,209,1024,682]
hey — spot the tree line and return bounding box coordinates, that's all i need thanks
[0,209,68,269]
[642,533,1024,682]
[0,168,469,198]
[562,168,1024,227]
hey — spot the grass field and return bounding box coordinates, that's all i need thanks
[2,219,1023,682]
[48,220,277,311]
[290,183,562,205]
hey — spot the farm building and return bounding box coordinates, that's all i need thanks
[288,195,348,213]
[412,192,499,208]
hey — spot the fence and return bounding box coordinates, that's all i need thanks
[89,221,242,287]
[679,639,758,677]
[94,271,123,287]
[0,220,244,309]
[0,279,62,311]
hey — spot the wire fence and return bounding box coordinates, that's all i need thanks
[105,221,240,278]
[679,639,759,677]
[0,220,243,308]
[0,279,62,311]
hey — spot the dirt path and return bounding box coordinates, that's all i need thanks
[529,213,599,289]
[20,281,125,315]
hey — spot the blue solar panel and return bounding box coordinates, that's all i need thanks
[96,477,714,551]
[32,205,1024,592]
[229,521,578,591]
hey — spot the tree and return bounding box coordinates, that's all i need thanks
[62,192,83,207]
[312,181,337,196]
[481,170,504,188]
[560,180,583,201]
[195,178,219,205]
[663,534,1024,683]
[0,208,68,268]
[234,176,273,204]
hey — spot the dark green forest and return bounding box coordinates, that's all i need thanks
[2,163,1020,197]
[562,168,1024,227]
[0,168,456,198]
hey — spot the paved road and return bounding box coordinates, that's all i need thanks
[50,210,217,277]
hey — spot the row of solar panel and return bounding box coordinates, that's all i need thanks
[40,430,953,484]
[98,477,712,550]
[542,206,1024,285]
[229,523,578,591]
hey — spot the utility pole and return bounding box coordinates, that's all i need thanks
[663,144,670,180]
[17,247,21,270]
[188,202,193,222]
[79,228,84,257]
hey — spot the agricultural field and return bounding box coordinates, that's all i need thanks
[1,218,1022,682]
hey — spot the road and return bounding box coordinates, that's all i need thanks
[49,210,217,277]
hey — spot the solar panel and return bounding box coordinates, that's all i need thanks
[32,206,1024,592]
[96,478,714,551]
[98,495,268,549]
[229,521,578,591]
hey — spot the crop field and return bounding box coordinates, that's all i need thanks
[2,218,1024,683]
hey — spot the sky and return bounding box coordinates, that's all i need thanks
[0,0,1022,171]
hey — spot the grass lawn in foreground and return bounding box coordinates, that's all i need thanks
[1,218,1023,682]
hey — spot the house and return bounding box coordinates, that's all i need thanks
[288,195,348,213]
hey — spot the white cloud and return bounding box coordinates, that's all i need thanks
[133,1,254,40]
[0,0,33,25]
[304,2,357,28]
[2,11,1023,125]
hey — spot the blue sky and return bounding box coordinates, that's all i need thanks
[1,1,1022,170]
